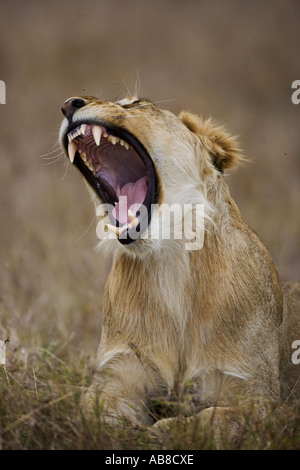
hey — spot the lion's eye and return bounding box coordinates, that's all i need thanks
[121,100,140,109]
[115,97,143,109]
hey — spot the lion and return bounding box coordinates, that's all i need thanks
[59,95,300,446]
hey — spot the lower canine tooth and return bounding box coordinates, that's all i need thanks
[119,224,129,234]
[128,209,139,227]
[68,141,77,163]
[106,223,121,236]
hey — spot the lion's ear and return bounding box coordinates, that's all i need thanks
[179,111,244,171]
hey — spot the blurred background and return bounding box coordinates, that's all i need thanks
[0,0,299,356]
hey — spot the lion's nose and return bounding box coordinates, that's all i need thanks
[61,97,86,119]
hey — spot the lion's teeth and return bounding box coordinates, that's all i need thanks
[92,125,102,146]
[78,149,94,172]
[108,135,118,145]
[107,135,130,148]
[95,162,102,173]
[120,139,129,149]
[106,222,131,236]
[86,158,93,172]
[120,224,129,233]
[68,141,77,163]
[106,223,121,236]
[128,209,139,227]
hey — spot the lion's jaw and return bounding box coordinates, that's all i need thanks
[59,96,214,257]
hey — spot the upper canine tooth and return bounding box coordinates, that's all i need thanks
[128,209,139,227]
[124,142,129,150]
[92,125,102,146]
[68,141,77,163]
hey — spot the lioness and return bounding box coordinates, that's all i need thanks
[59,96,300,445]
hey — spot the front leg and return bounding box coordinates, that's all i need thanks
[83,350,155,426]
[152,369,280,448]
[152,406,246,449]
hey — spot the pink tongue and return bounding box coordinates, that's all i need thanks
[112,176,148,224]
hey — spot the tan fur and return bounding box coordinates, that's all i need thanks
[60,97,300,444]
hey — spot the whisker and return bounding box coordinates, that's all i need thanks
[152,99,176,106]
[40,146,62,158]
[74,214,96,246]
[119,87,129,100]
[122,77,132,98]
[43,154,64,166]
[134,69,141,97]
[41,153,64,160]
[61,160,69,181]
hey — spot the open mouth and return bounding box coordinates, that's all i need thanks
[63,122,157,244]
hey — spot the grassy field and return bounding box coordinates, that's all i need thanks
[0,0,299,450]
[1,346,300,450]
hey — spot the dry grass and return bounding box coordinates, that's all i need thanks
[1,343,300,450]
[0,0,299,450]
